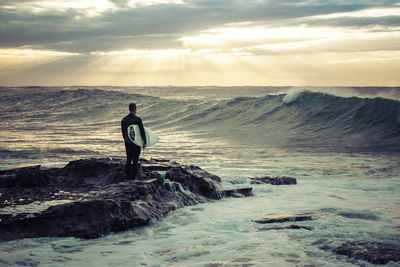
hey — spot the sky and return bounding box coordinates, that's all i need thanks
[0,0,399,86]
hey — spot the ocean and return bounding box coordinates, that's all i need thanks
[1,86,400,266]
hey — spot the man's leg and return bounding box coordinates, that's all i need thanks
[125,142,134,180]
[131,145,141,180]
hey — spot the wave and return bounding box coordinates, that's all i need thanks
[1,87,399,153]
[158,90,400,152]
[0,88,157,124]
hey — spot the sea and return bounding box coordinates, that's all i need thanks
[0,86,400,266]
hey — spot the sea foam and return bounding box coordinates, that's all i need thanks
[282,89,304,104]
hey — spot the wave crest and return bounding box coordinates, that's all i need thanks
[2,87,399,153]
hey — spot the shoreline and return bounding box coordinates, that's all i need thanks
[0,158,253,240]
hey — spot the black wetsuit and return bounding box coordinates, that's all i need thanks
[121,113,147,180]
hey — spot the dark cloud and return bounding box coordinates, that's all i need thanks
[0,0,399,53]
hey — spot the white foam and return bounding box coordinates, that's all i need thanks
[282,88,305,104]
[1,155,399,266]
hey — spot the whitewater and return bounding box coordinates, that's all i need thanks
[1,86,400,266]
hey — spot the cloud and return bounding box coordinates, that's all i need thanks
[1,0,399,54]
[0,48,79,57]
[1,0,400,86]
[298,7,400,28]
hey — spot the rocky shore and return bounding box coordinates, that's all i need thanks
[0,158,252,240]
[1,159,399,265]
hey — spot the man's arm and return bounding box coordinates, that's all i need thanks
[121,118,127,141]
[138,118,147,148]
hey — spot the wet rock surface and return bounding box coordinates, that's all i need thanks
[333,241,400,265]
[253,213,314,224]
[337,211,380,221]
[0,165,50,188]
[0,158,252,240]
[259,224,314,231]
[221,188,253,198]
[250,176,297,185]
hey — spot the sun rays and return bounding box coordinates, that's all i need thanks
[0,1,399,86]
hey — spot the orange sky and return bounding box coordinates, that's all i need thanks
[1,0,399,86]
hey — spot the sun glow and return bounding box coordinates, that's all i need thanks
[0,48,79,58]
[1,2,399,86]
[91,48,191,58]
[128,0,184,8]
[180,25,400,52]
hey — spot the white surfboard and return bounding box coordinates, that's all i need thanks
[127,125,159,148]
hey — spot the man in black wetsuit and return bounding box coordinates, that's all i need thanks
[121,103,147,180]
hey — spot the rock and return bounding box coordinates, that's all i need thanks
[334,241,400,264]
[57,158,126,185]
[0,165,49,188]
[250,176,297,185]
[221,188,253,198]
[253,213,314,224]
[141,164,170,171]
[338,211,380,221]
[259,224,313,231]
[0,165,41,176]
[183,165,222,183]
[165,166,222,199]
[0,199,149,240]
[149,158,170,162]
[141,158,185,172]
[0,158,252,240]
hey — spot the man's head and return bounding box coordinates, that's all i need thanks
[129,103,137,114]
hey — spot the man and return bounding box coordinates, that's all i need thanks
[121,103,146,180]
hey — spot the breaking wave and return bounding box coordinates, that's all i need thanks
[152,90,400,152]
[1,87,400,158]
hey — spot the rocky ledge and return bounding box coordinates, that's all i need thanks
[253,213,314,224]
[250,175,297,185]
[0,158,252,240]
[333,241,400,265]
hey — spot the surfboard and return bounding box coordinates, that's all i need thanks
[127,125,159,148]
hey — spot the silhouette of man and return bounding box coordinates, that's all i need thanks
[121,103,146,180]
